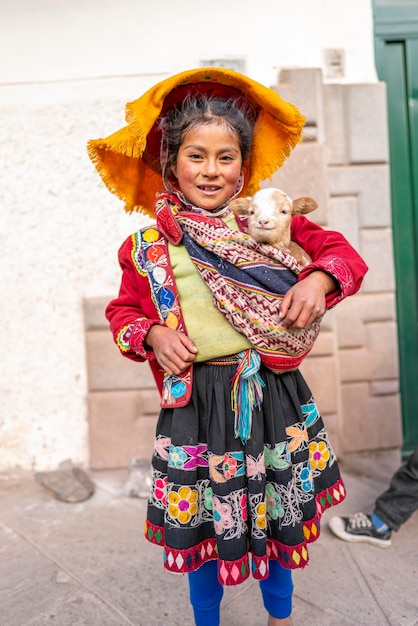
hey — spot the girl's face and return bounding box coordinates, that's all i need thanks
[171,122,243,211]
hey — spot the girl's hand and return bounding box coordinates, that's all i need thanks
[145,325,198,375]
[279,271,339,329]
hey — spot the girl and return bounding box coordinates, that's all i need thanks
[88,68,368,626]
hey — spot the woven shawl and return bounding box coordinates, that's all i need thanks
[162,201,321,373]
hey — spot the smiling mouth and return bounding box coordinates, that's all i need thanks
[198,185,221,192]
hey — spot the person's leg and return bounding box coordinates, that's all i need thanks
[188,560,224,626]
[328,444,418,547]
[374,444,418,531]
[259,560,293,625]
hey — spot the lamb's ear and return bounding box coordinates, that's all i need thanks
[228,197,252,214]
[292,197,318,216]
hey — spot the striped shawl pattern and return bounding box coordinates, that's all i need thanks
[176,212,321,372]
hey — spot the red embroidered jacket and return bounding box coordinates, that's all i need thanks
[106,213,368,407]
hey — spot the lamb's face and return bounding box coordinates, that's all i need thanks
[246,188,293,244]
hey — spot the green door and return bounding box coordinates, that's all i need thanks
[373,2,418,456]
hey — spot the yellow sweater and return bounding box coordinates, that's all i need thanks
[168,213,251,362]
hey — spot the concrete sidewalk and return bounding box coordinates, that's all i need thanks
[1,465,417,626]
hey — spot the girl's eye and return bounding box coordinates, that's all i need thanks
[189,153,202,160]
[221,155,234,162]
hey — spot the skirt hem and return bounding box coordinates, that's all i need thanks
[144,477,346,586]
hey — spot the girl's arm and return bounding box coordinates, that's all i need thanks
[105,236,162,362]
[279,216,368,329]
[291,214,368,301]
[105,235,197,374]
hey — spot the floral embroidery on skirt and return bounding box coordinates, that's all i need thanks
[144,362,345,586]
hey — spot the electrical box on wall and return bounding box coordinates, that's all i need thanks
[323,48,345,79]
[200,58,246,73]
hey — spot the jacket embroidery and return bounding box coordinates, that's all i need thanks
[137,226,192,407]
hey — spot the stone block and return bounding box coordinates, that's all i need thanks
[85,329,155,390]
[140,388,161,415]
[323,84,348,164]
[339,321,399,381]
[83,296,110,330]
[300,356,338,415]
[323,83,388,167]
[328,196,360,250]
[360,228,395,293]
[370,379,399,395]
[344,83,389,164]
[335,292,396,348]
[341,382,402,453]
[88,390,158,469]
[307,330,335,357]
[321,308,335,332]
[135,416,158,461]
[328,164,391,229]
[275,68,325,137]
[267,142,329,225]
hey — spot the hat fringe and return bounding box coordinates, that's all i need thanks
[87,68,306,215]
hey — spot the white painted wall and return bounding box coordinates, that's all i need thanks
[1,0,377,86]
[0,0,377,471]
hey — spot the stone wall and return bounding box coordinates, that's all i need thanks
[84,69,402,470]
[272,69,402,462]
[84,297,160,470]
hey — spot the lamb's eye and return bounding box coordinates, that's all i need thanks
[249,209,255,215]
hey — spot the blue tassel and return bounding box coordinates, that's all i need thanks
[231,350,265,444]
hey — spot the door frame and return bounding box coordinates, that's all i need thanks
[372,0,418,457]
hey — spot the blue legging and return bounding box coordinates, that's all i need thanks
[188,560,293,625]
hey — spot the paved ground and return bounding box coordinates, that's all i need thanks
[1,463,417,626]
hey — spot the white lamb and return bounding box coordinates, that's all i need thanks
[229,187,318,267]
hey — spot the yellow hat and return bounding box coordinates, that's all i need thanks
[87,67,305,216]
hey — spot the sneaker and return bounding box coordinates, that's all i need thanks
[328,512,392,548]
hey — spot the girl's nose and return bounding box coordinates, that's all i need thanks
[203,158,219,177]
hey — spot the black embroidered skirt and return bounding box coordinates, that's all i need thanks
[144,361,345,586]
